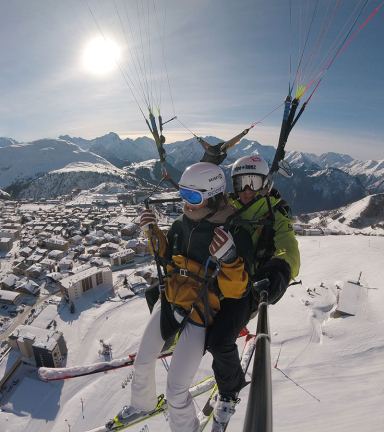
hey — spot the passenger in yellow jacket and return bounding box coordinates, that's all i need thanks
[115,162,253,432]
[206,155,300,429]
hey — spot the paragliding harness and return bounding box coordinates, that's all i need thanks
[253,198,291,269]
[143,200,224,341]
[163,256,223,338]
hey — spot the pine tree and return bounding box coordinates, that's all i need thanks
[70,302,75,314]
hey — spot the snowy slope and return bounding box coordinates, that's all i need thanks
[302,193,384,234]
[0,188,10,199]
[0,139,114,189]
[304,151,355,168]
[340,159,384,193]
[1,236,384,432]
[15,166,145,200]
[0,137,18,148]
[62,133,159,163]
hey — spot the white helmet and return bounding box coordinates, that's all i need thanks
[231,155,269,193]
[231,155,269,178]
[179,162,226,205]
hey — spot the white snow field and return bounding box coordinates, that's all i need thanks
[1,235,384,432]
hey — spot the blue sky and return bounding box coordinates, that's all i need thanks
[0,0,383,161]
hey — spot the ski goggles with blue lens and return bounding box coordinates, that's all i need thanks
[232,174,265,193]
[179,187,206,205]
[179,184,226,205]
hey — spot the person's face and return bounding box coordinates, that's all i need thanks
[184,199,209,211]
[238,186,257,205]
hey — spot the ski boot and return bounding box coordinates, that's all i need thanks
[106,394,166,430]
[211,394,240,432]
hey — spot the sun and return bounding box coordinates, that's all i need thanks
[83,38,120,74]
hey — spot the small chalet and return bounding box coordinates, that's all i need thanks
[40,258,56,272]
[25,264,44,278]
[58,257,74,271]
[0,237,13,251]
[0,290,21,305]
[19,247,33,258]
[121,223,139,238]
[125,238,150,255]
[69,234,83,244]
[14,279,40,296]
[47,250,65,261]
[0,274,19,291]
[13,261,30,276]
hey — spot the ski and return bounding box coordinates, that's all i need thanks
[86,375,217,432]
[198,333,256,432]
[39,328,250,382]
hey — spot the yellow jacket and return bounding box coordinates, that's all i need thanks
[146,211,253,325]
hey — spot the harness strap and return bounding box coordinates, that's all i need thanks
[167,263,222,298]
[255,200,291,267]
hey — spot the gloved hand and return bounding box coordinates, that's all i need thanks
[252,259,291,305]
[140,208,158,231]
[209,227,238,264]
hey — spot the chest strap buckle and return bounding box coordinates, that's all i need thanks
[180,268,188,277]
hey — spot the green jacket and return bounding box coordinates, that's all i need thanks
[228,189,300,279]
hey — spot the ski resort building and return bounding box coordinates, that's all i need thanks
[44,237,69,251]
[0,237,13,251]
[59,266,113,301]
[8,325,67,368]
[110,249,135,266]
[0,229,19,241]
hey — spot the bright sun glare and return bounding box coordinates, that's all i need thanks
[83,38,120,74]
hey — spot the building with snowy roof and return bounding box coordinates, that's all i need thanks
[8,324,67,368]
[0,290,21,305]
[121,223,139,238]
[45,237,69,251]
[59,266,113,301]
[0,228,19,241]
[118,286,135,300]
[58,256,74,271]
[0,349,22,391]
[32,305,59,330]
[14,279,40,296]
[0,274,19,291]
[110,249,135,266]
[0,237,13,251]
[48,249,65,260]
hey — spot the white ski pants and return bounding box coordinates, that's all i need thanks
[131,300,206,432]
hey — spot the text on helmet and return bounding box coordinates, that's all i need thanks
[208,173,223,182]
[233,164,258,173]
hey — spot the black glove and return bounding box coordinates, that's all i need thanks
[252,259,291,305]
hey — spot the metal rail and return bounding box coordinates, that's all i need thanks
[243,287,273,432]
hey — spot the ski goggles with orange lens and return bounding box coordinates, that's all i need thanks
[232,174,265,192]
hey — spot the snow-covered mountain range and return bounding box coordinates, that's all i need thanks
[0,133,383,214]
[0,138,154,199]
[298,192,384,233]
